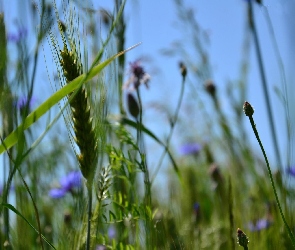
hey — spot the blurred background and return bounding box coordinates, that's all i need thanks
[2,0,294,171]
[1,0,295,248]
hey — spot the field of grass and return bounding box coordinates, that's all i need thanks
[0,0,294,249]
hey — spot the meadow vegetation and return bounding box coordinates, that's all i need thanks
[0,0,294,249]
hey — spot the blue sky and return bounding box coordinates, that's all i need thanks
[121,0,295,169]
[1,0,295,182]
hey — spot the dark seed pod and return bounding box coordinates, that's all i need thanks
[127,93,139,119]
[243,101,254,117]
[179,61,187,78]
[204,79,216,98]
[236,228,249,248]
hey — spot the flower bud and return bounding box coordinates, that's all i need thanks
[127,93,139,118]
[243,101,254,117]
[179,61,187,78]
[205,80,216,97]
[237,228,249,248]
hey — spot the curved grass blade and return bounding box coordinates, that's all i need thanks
[121,117,180,178]
[0,44,140,155]
[1,203,56,249]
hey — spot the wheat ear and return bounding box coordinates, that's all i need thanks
[60,46,97,184]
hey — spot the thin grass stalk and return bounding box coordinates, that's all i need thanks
[151,69,186,183]
[17,169,44,249]
[262,6,292,168]
[0,126,45,249]
[28,0,46,109]
[212,93,239,163]
[0,12,11,247]
[115,0,126,115]
[243,101,295,248]
[247,1,282,169]
[86,182,93,250]
[228,176,235,250]
[135,88,153,249]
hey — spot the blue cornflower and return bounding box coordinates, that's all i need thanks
[7,27,27,43]
[248,218,272,232]
[49,171,82,199]
[286,166,295,177]
[108,225,116,239]
[179,143,202,156]
[15,96,37,110]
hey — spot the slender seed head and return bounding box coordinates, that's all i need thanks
[243,101,254,117]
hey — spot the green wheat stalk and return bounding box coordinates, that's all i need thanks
[59,33,97,250]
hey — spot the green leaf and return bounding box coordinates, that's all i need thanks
[109,210,117,222]
[0,44,140,155]
[121,117,181,178]
[1,203,56,249]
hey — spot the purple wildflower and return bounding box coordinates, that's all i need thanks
[286,166,295,177]
[49,171,82,199]
[15,96,37,110]
[123,60,150,90]
[108,225,116,239]
[248,218,272,232]
[179,143,202,156]
[7,27,27,43]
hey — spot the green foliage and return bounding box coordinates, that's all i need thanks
[0,0,294,249]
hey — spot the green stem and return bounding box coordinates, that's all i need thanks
[135,88,150,205]
[248,1,282,169]
[151,74,186,183]
[115,0,126,115]
[135,88,152,249]
[262,6,292,168]
[86,181,93,250]
[248,115,295,247]
[17,169,44,250]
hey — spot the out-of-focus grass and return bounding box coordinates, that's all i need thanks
[0,1,294,249]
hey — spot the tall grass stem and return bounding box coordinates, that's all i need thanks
[151,73,186,183]
[86,182,93,250]
[244,102,295,247]
[248,1,282,169]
